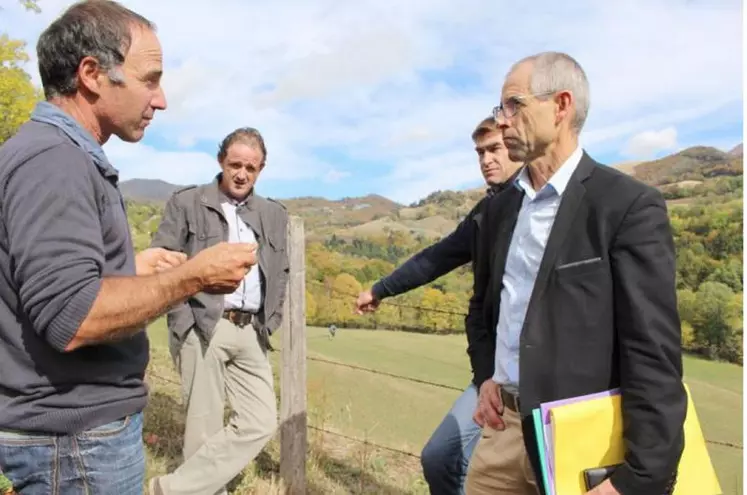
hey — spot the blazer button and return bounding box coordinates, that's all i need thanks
[198,234,206,240]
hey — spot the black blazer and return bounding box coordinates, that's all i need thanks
[468,152,687,495]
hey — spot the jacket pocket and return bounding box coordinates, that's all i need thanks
[556,256,602,270]
[555,256,604,279]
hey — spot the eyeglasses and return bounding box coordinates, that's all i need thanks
[492,91,557,121]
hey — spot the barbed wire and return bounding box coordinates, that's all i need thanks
[308,425,421,459]
[307,356,464,392]
[144,369,743,451]
[705,439,743,449]
[307,279,469,317]
[303,281,746,449]
[145,370,424,458]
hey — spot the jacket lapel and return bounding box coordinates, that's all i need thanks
[237,205,262,240]
[522,153,595,320]
[200,179,228,223]
[490,186,525,304]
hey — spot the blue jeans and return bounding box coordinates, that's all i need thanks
[0,412,145,495]
[421,384,481,495]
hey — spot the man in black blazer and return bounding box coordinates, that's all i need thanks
[356,116,522,495]
[464,51,687,495]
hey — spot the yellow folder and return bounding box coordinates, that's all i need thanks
[549,384,721,494]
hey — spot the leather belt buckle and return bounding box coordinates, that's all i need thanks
[500,386,520,413]
[223,310,254,328]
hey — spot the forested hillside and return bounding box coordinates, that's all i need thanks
[125,146,744,364]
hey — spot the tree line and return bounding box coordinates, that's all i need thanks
[303,189,743,365]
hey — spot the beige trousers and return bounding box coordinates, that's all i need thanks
[160,318,277,495]
[465,406,539,495]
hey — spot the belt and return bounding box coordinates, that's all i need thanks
[500,386,521,413]
[222,310,274,352]
[222,309,256,328]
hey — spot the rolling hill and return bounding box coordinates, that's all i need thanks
[121,143,743,241]
[119,178,182,203]
[620,146,743,186]
[281,194,401,237]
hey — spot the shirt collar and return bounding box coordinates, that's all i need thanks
[512,145,583,199]
[29,101,119,180]
[216,174,254,207]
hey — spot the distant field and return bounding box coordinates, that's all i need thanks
[144,322,743,494]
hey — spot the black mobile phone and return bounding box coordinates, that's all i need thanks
[583,464,621,490]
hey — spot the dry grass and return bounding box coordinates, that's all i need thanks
[143,335,428,494]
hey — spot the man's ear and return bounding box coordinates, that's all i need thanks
[77,56,105,96]
[554,90,573,126]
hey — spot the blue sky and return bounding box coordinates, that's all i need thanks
[2,0,743,204]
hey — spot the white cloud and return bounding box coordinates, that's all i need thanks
[623,127,679,158]
[2,0,742,202]
[103,139,216,185]
[382,149,483,204]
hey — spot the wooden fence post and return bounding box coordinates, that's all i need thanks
[280,215,307,494]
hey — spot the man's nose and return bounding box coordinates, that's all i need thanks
[152,86,167,111]
[495,111,509,128]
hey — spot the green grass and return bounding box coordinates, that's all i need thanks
[144,321,743,494]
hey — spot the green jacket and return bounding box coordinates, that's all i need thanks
[150,178,289,347]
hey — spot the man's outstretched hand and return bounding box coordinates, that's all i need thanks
[355,289,381,315]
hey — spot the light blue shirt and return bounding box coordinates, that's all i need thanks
[492,146,583,392]
[221,201,263,312]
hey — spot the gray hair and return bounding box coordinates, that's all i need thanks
[36,0,155,99]
[513,51,590,133]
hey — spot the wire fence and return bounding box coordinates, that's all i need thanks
[144,278,743,456]
[146,352,743,454]
[307,425,422,459]
[145,369,424,459]
[307,356,463,392]
[305,280,745,450]
[307,278,470,317]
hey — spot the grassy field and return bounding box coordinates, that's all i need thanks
[144,321,743,494]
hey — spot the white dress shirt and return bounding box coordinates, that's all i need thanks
[492,146,583,393]
[220,201,262,312]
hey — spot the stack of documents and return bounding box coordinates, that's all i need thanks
[531,384,721,494]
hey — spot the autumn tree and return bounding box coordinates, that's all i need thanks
[691,282,740,358]
[305,289,317,321]
[0,34,41,144]
[330,273,361,326]
[0,0,39,12]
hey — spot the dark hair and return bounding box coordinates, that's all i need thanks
[217,127,268,164]
[471,116,499,142]
[36,0,155,99]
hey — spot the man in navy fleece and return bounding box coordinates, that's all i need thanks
[355,116,523,495]
[0,2,257,493]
